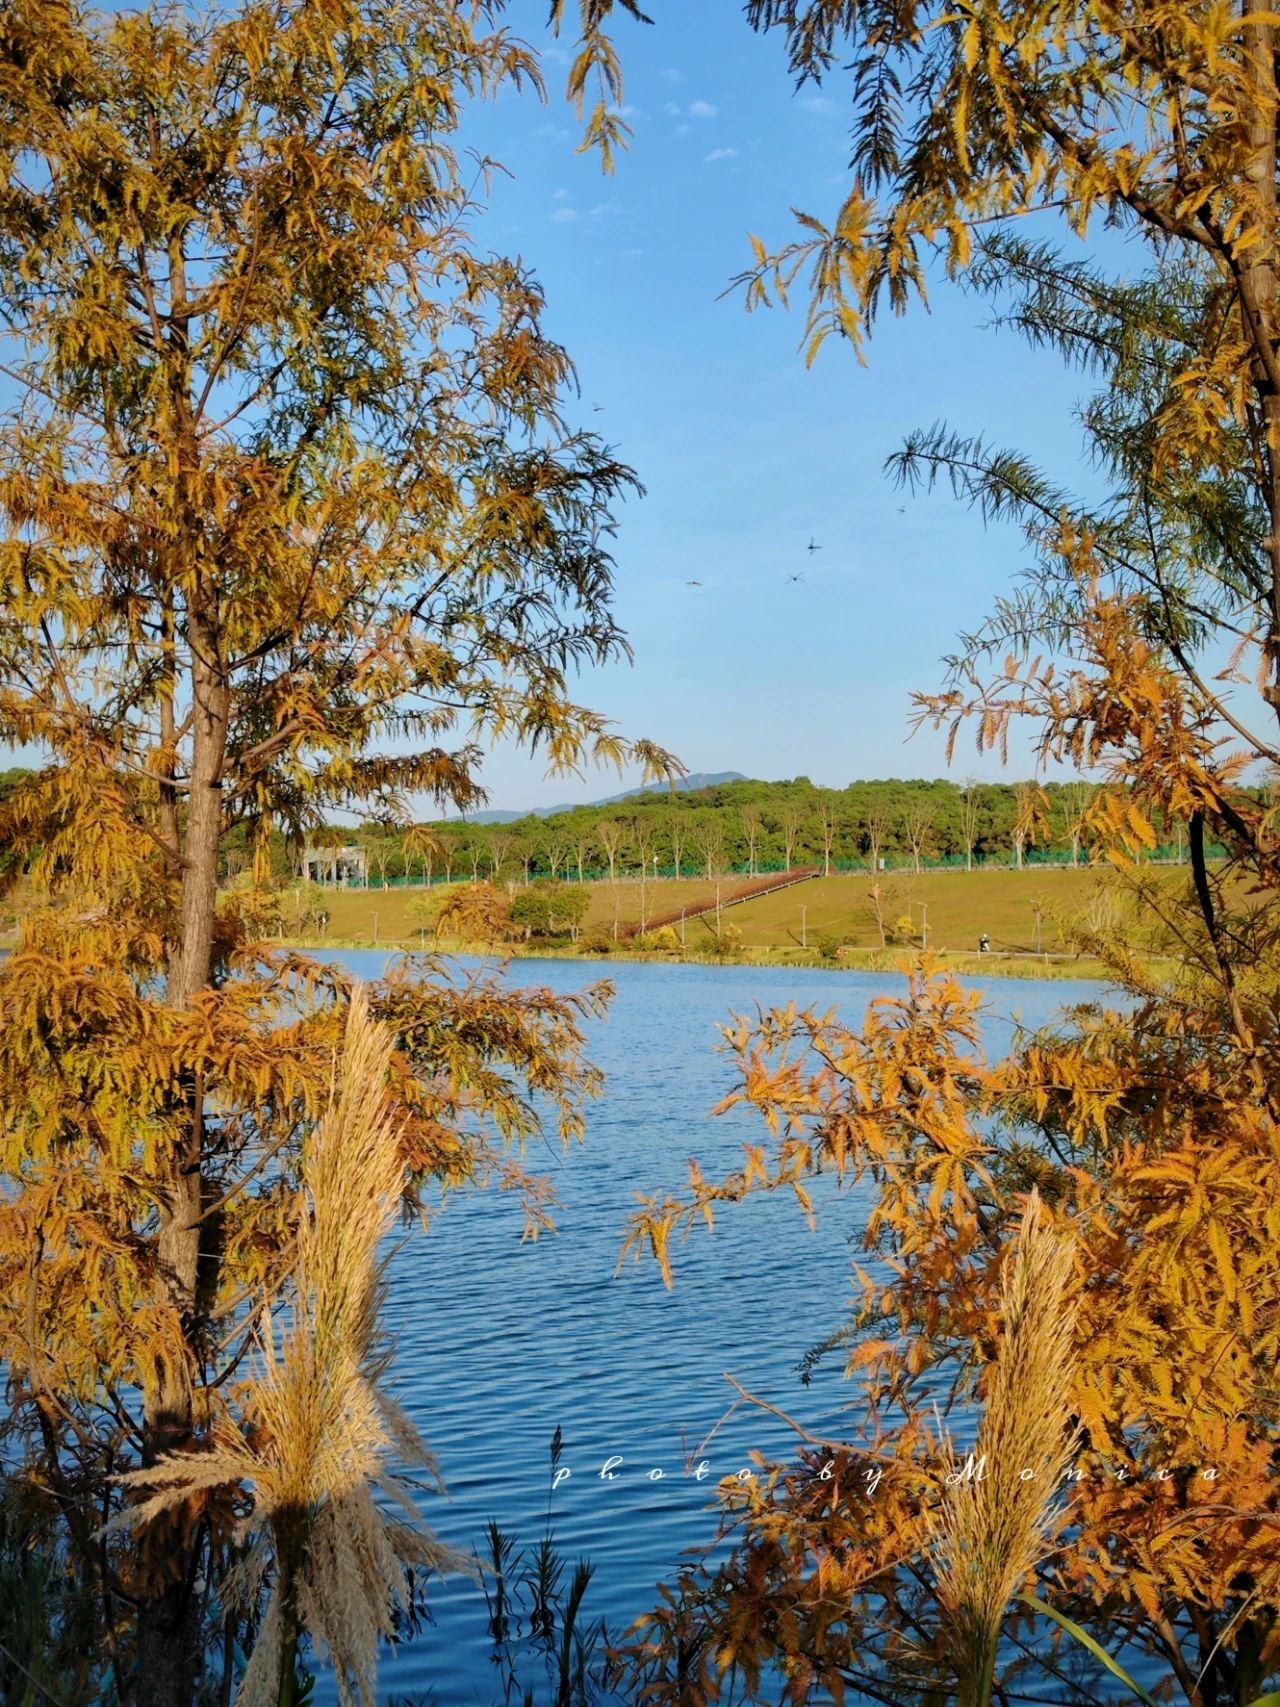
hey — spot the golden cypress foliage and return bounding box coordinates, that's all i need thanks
[0,1,679,1696]
[576,3,1280,1700]
[109,986,471,1707]
[431,880,515,946]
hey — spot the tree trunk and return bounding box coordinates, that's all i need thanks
[1241,11,1280,730]
[141,594,227,1707]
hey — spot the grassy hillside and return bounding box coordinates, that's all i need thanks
[686,866,1127,954]
[262,861,1196,964]
[271,876,716,946]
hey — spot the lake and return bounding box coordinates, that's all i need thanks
[312,953,1116,1705]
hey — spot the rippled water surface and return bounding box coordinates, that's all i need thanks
[310,954,1114,1705]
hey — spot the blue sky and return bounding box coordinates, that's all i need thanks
[453,3,1136,812]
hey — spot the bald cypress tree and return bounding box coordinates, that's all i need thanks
[0,2,674,1698]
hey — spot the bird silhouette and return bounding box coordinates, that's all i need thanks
[786,572,805,583]
[685,579,702,586]
[897,506,906,513]
[807,537,822,553]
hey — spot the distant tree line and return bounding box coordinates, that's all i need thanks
[422,777,1215,878]
[1,769,1241,891]
[274,775,1222,884]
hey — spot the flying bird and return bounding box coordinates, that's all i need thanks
[685,579,702,586]
[786,572,805,584]
[807,537,822,553]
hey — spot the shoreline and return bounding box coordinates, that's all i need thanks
[263,935,1142,984]
[0,931,1148,985]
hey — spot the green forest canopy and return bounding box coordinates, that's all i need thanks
[269,774,1225,879]
[2,768,1247,888]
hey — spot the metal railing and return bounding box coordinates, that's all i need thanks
[285,840,1218,889]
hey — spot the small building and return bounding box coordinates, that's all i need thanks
[302,843,368,887]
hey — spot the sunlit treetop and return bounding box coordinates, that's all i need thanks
[0,0,680,886]
[0,6,681,1698]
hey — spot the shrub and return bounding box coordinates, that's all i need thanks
[707,923,743,959]
[636,925,680,954]
[509,880,591,940]
[889,912,918,945]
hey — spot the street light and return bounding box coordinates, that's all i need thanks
[800,904,807,949]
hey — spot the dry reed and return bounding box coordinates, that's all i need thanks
[929,1190,1080,1707]
[110,984,471,1706]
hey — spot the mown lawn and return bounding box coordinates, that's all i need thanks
[267,861,1197,958]
[268,874,718,946]
[698,865,1172,955]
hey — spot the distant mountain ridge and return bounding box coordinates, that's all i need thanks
[464,771,747,824]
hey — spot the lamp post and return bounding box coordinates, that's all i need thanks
[800,904,807,949]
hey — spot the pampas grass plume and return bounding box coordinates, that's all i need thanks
[930,1190,1080,1707]
[111,984,471,1706]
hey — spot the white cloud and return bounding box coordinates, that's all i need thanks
[688,100,719,118]
[552,207,579,223]
[553,187,570,200]
[661,68,683,83]
[620,104,646,119]
[674,123,690,137]
[704,147,738,163]
[664,101,681,117]
[799,94,836,114]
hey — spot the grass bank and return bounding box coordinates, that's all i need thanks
[3,865,1180,983]
[266,862,1191,983]
[274,931,1142,985]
